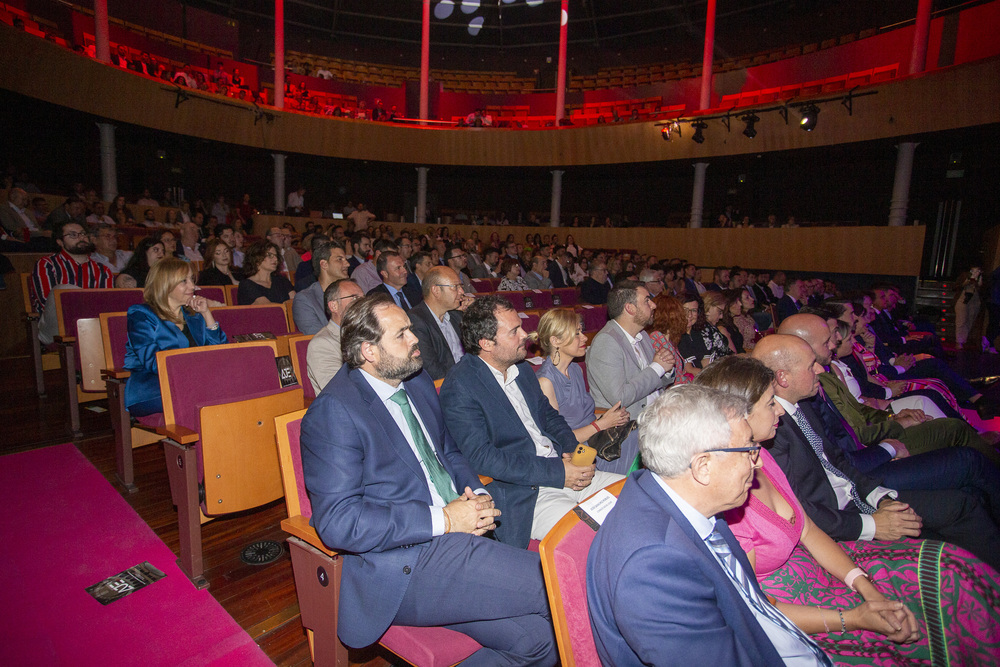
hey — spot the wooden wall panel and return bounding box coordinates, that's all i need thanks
[1,25,998,168]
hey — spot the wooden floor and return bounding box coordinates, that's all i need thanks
[0,354,391,667]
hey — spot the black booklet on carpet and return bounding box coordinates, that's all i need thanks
[86,561,166,605]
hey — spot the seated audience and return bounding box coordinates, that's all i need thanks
[580,262,611,305]
[679,291,734,369]
[368,250,421,309]
[752,334,1000,572]
[300,294,556,665]
[107,195,134,225]
[647,293,698,383]
[588,384,831,665]
[237,240,294,305]
[536,307,629,443]
[29,220,114,344]
[524,255,553,290]
[179,221,203,261]
[351,238,395,294]
[440,295,624,548]
[152,229,182,261]
[196,238,240,286]
[497,257,529,291]
[725,288,761,352]
[115,237,165,288]
[697,354,1000,664]
[587,281,676,474]
[305,279,365,395]
[123,258,227,416]
[776,276,806,324]
[89,223,131,273]
[443,245,477,295]
[407,266,470,381]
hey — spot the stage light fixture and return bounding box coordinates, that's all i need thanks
[691,121,707,144]
[740,113,760,139]
[661,121,681,141]
[799,104,820,131]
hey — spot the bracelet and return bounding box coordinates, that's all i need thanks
[207,322,220,330]
[838,608,847,634]
[591,420,601,432]
[844,567,868,591]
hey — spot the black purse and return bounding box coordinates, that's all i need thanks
[587,420,637,462]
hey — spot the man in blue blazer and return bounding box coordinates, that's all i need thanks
[588,385,834,666]
[440,294,623,548]
[300,294,556,665]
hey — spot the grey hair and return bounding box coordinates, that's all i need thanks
[638,384,749,478]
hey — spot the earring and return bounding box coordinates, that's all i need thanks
[552,347,561,366]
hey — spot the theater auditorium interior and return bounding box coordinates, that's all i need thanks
[2,0,1000,665]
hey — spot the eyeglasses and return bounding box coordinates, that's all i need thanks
[265,252,279,258]
[437,283,463,290]
[701,445,762,463]
[62,231,86,239]
[682,306,699,315]
[333,294,362,302]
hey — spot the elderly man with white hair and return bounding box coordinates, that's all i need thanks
[587,384,835,667]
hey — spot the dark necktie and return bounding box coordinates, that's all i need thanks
[395,290,411,309]
[389,389,457,503]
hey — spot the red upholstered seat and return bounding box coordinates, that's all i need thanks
[518,312,540,333]
[196,285,226,304]
[525,289,553,310]
[211,304,290,338]
[576,305,607,332]
[288,335,315,400]
[503,291,526,310]
[552,287,578,306]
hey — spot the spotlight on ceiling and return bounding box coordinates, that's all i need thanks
[799,104,820,132]
[661,121,681,141]
[691,121,707,144]
[740,113,760,139]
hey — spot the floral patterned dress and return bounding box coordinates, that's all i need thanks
[727,449,1000,666]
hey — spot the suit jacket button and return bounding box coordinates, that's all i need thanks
[403,566,411,574]
[531,485,538,490]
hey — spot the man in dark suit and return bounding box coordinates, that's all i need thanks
[752,334,1000,571]
[547,247,571,288]
[367,250,422,309]
[775,277,805,325]
[408,266,466,381]
[580,262,611,305]
[588,385,838,666]
[300,294,556,664]
[440,295,623,548]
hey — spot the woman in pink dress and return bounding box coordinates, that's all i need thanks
[697,355,1000,666]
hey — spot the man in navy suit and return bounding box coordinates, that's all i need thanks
[588,385,837,666]
[300,293,556,665]
[440,295,623,548]
[366,250,422,309]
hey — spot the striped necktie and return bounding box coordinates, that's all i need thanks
[706,525,833,666]
[790,410,875,514]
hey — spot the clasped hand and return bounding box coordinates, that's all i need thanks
[443,487,500,536]
[563,453,596,492]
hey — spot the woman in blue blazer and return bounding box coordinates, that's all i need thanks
[124,257,227,416]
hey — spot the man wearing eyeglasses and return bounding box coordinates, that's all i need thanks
[407,267,468,381]
[588,384,833,667]
[443,245,477,295]
[30,221,113,345]
[306,278,365,394]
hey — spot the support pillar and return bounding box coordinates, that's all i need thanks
[274,0,285,110]
[909,0,933,76]
[550,170,564,227]
[416,167,428,225]
[97,123,117,202]
[554,0,569,123]
[698,0,717,110]
[272,153,286,213]
[690,162,708,228]
[94,0,110,63]
[419,0,430,122]
[888,143,918,227]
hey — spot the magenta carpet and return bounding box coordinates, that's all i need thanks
[0,444,274,666]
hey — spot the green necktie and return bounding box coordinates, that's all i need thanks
[389,388,458,503]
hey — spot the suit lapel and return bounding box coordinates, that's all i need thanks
[470,357,532,439]
[607,323,643,372]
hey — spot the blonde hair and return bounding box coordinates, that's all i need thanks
[537,307,582,356]
[144,258,193,324]
[701,290,727,313]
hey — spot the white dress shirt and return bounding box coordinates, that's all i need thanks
[486,362,558,459]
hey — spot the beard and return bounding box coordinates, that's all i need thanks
[375,342,423,381]
[67,239,96,255]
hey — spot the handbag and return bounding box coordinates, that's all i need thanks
[587,420,637,462]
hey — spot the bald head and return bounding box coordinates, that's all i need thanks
[751,334,821,403]
[423,266,462,315]
[778,313,834,365]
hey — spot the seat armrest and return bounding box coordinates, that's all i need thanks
[157,423,200,445]
[101,368,131,381]
[594,408,607,416]
[281,514,337,556]
[53,335,77,345]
